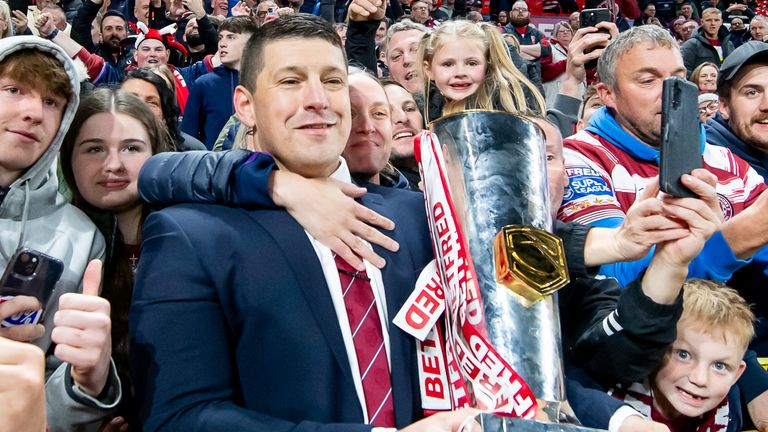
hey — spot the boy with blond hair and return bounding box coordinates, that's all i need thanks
[609,279,755,432]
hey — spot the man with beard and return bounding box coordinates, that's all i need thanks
[383,79,422,189]
[72,1,131,69]
[181,11,219,64]
[569,11,579,30]
[503,1,550,60]
[558,25,768,286]
[502,0,550,91]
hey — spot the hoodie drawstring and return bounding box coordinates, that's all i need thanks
[0,180,30,263]
[17,180,30,249]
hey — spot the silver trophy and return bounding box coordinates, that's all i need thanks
[430,111,603,431]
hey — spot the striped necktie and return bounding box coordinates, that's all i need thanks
[335,255,396,427]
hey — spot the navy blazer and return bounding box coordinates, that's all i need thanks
[130,186,433,432]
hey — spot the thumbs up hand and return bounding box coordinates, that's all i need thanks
[51,260,112,397]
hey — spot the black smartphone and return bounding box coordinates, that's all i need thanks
[8,0,30,14]
[0,248,64,326]
[580,8,611,30]
[660,77,702,198]
[580,8,611,69]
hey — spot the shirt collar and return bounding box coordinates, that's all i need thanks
[330,157,353,184]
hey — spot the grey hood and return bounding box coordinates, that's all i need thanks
[0,36,80,222]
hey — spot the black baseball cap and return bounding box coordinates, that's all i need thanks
[718,41,768,88]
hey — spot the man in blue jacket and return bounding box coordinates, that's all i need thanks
[182,16,257,149]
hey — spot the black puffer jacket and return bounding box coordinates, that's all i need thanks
[680,26,736,77]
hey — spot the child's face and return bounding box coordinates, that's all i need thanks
[428,38,486,102]
[652,323,746,420]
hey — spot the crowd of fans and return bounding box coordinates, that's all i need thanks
[0,0,768,429]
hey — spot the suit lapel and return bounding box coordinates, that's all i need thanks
[245,209,355,386]
[360,191,418,427]
[246,194,419,427]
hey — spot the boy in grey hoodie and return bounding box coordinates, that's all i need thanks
[0,37,120,431]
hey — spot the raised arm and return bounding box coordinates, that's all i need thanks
[71,0,103,52]
[37,12,119,84]
[567,171,721,384]
[346,0,384,73]
[139,150,399,269]
[184,0,219,56]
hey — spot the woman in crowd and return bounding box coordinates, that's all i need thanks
[542,22,575,106]
[690,61,718,93]
[669,16,686,43]
[121,67,206,151]
[60,88,174,430]
[382,78,424,189]
[698,92,719,123]
[496,10,509,28]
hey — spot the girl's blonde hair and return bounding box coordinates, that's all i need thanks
[417,20,545,118]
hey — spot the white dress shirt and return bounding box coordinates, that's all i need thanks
[303,158,394,426]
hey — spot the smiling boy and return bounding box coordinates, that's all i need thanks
[609,279,754,432]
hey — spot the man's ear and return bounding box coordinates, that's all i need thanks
[423,61,432,80]
[719,96,731,120]
[595,82,616,110]
[234,85,256,129]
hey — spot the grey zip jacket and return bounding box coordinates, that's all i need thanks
[0,36,120,431]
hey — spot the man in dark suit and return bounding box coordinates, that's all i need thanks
[129,13,475,432]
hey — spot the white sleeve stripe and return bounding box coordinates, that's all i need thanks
[602,310,623,336]
[602,316,614,336]
[608,310,623,333]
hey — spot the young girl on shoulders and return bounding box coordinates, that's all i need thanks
[417,20,546,121]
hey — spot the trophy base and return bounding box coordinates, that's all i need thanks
[479,415,607,432]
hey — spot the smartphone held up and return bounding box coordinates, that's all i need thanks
[659,77,702,198]
[0,248,64,328]
[579,8,611,70]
